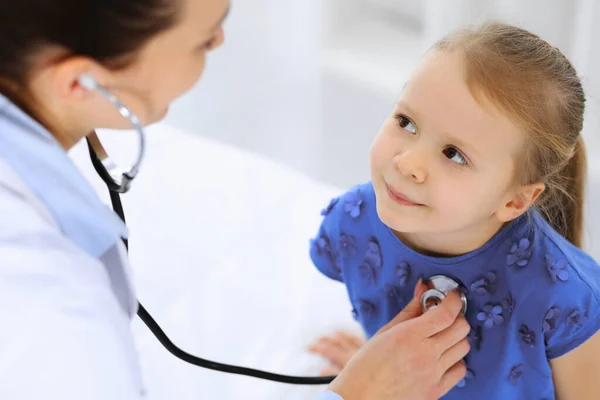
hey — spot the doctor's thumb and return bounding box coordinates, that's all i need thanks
[376,279,426,335]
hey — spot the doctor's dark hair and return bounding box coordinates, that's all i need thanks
[432,22,586,248]
[0,0,179,104]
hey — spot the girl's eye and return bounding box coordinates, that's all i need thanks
[443,146,468,165]
[396,114,417,134]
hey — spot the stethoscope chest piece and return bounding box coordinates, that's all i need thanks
[421,275,468,315]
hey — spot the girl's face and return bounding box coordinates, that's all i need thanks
[370,50,542,255]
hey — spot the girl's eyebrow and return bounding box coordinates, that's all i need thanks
[395,100,419,119]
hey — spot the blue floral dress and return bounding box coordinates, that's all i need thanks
[310,182,600,399]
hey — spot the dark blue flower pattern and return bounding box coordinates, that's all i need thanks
[385,284,404,309]
[365,238,383,268]
[470,272,497,295]
[542,307,561,333]
[310,183,597,397]
[545,255,569,283]
[457,368,475,388]
[507,364,525,385]
[358,299,377,319]
[502,293,516,322]
[331,260,342,277]
[567,309,588,330]
[321,197,339,216]
[395,262,411,287]
[310,234,340,276]
[507,238,533,268]
[359,263,377,285]
[344,191,363,219]
[311,235,332,257]
[519,325,536,347]
[477,303,504,329]
[339,234,357,255]
[468,325,483,351]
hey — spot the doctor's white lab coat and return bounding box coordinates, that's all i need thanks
[0,92,147,399]
[0,155,147,399]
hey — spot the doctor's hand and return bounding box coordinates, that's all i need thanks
[327,280,471,400]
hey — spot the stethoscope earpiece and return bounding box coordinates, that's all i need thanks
[78,73,145,193]
[421,275,468,315]
[77,73,98,91]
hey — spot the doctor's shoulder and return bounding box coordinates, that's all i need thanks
[0,160,146,399]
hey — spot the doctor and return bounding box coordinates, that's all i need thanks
[0,0,471,399]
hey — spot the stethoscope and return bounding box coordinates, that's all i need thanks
[77,73,468,386]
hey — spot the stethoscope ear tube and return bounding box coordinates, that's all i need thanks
[102,179,335,385]
[79,73,144,194]
[82,76,334,384]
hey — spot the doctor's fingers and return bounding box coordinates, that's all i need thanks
[437,337,471,374]
[435,360,468,399]
[429,315,471,357]
[414,290,465,338]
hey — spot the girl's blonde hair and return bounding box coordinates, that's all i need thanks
[432,22,586,247]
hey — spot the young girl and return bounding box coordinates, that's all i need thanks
[309,22,600,399]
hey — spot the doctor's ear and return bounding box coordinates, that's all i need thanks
[497,182,545,222]
[43,56,110,101]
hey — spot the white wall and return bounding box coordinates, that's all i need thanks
[163,0,600,257]
[165,0,325,181]
[165,0,600,187]
[422,0,600,163]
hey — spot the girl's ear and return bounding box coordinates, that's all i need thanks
[497,182,545,222]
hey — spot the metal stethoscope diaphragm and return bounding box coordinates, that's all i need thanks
[421,275,468,315]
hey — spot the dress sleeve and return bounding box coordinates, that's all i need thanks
[309,196,344,282]
[543,251,600,360]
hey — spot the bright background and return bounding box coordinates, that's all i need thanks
[75,1,600,398]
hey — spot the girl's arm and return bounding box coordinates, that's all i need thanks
[551,330,600,399]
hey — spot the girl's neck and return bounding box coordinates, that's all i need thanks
[394,216,509,257]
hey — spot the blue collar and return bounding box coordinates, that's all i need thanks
[0,94,128,258]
